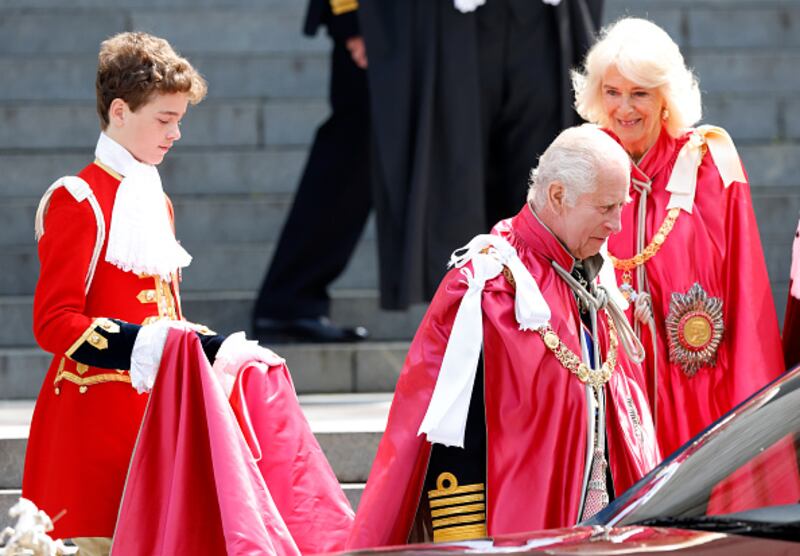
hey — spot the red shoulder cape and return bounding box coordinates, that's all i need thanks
[347,207,659,548]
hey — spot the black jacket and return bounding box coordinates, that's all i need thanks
[303,0,359,41]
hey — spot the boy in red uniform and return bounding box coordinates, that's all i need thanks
[23,32,222,555]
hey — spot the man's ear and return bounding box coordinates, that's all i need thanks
[108,98,129,128]
[546,181,566,215]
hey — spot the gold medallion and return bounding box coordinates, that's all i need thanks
[665,283,724,376]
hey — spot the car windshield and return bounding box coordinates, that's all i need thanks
[592,366,800,537]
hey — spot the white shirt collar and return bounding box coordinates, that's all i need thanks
[95,133,191,281]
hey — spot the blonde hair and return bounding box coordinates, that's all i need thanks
[572,17,701,137]
[96,32,207,129]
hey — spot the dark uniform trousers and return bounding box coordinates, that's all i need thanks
[253,37,371,321]
[477,0,562,226]
[417,362,488,543]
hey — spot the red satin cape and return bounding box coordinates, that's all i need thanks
[347,207,659,549]
[607,126,785,458]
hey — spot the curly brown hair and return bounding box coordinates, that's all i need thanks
[96,32,207,129]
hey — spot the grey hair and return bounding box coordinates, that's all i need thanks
[572,17,702,138]
[527,125,630,210]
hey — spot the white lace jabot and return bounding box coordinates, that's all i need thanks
[96,133,191,281]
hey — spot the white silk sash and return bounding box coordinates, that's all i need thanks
[417,234,550,447]
[666,125,747,214]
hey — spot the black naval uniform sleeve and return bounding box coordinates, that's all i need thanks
[69,317,226,370]
[68,318,141,370]
[304,0,360,42]
[421,357,488,542]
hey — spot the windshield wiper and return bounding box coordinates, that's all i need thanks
[633,516,800,542]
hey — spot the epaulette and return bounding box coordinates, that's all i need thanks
[35,176,106,295]
[330,0,357,15]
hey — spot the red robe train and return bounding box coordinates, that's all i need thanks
[229,357,354,554]
[347,207,660,549]
[113,329,355,555]
[112,329,300,556]
[607,126,786,458]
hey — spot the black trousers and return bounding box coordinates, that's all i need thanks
[477,0,563,226]
[253,41,371,321]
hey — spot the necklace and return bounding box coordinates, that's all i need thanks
[609,207,681,287]
[537,314,619,390]
[493,248,621,389]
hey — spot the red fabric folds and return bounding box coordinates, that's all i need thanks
[784,281,800,370]
[347,207,659,549]
[112,329,300,556]
[607,126,786,458]
[229,361,354,554]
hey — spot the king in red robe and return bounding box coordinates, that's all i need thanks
[347,202,660,548]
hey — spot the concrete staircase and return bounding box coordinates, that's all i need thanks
[1,0,799,536]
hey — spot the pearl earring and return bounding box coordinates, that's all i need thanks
[662,108,670,121]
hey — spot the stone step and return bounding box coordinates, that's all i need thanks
[3,93,798,152]
[4,43,800,104]
[0,394,388,488]
[0,98,328,150]
[3,178,796,243]
[604,2,800,47]
[1,186,795,293]
[0,237,379,295]
[0,339,408,399]
[2,0,792,8]
[1,0,304,7]
[0,2,797,55]
[0,148,308,199]
[4,226,798,306]
[0,291,425,348]
[0,189,378,249]
[0,52,330,103]
[2,143,799,201]
[0,7,326,57]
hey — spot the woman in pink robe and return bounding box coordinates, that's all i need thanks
[572,18,785,459]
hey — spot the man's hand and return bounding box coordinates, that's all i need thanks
[633,292,654,325]
[346,36,368,69]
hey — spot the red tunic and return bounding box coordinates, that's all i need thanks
[23,161,182,539]
[607,126,784,458]
[347,207,659,548]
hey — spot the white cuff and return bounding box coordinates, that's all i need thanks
[130,320,180,394]
[211,332,285,397]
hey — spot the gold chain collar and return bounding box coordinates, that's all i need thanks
[537,315,619,390]
[490,247,621,389]
[609,207,681,285]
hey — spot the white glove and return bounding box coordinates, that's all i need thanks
[633,292,654,326]
[211,332,285,397]
[454,0,486,13]
[130,320,188,394]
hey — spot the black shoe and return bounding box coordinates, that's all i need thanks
[253,316,369,344]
